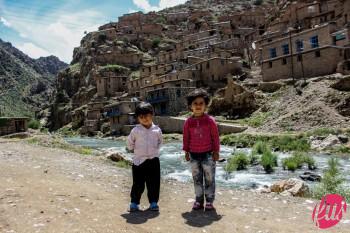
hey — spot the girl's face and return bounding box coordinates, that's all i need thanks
[190,97,207,117]
[138,113,153,128]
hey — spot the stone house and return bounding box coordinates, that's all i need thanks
[164,12,189,24]
[0,117,28,136]
[140,63,175,78]
[260,22,350,81]
[185,57,242,89]
[82,101,107,134]
[104,100,140,134]
[95,72,128,97]
[145,80,196,115]
[96,49,143,67]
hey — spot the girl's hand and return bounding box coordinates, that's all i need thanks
[185,152,190,161]
[212,152,219,161]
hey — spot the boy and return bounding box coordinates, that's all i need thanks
[127,102,163,212]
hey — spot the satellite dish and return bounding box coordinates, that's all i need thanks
[252,42,256,50]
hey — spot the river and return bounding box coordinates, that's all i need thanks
[64,137,350,189]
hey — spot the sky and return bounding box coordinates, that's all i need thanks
[0,0,187,63]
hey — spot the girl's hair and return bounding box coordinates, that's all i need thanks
[135,102,154,117]
[186,88,210,106]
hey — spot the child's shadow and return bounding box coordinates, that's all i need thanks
[121,210,160,224]
[182,209,223,227]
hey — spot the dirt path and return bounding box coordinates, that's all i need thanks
[0,139,349,233]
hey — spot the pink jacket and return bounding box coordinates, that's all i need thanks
[183,114,220,153]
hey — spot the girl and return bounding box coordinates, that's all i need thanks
[183,89,220,211]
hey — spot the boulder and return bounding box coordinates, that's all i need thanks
[331,75,350,91]
[100,148,132,165]
[338,135,349,144]
[310,134,342,150]
[299,171,322,182]
[270,178,309,197]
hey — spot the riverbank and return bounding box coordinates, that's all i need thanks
[0,137,350,232]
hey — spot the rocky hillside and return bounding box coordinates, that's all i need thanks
[0,39,67,118]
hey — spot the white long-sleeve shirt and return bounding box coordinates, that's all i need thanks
[127,123,163,166]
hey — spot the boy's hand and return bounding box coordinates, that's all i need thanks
[185,152,190,161]
[212,152,219,161]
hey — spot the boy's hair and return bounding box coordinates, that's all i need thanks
[135,102,154,117]
[186,88,210,106]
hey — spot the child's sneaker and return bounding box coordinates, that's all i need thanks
[204,202,215,211]
[148,202,159,211]
[128,202,139,212]
[192,201,204,210]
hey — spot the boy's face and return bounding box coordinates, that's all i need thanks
[138,113,153,128]
[190,97,206,116]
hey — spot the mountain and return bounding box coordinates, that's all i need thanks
[0,39,67,118]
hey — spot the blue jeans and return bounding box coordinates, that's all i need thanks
[190,152,216,204]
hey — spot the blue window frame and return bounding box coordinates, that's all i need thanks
[310,36,319,48]
[269,48,277,58]
[282,44,289,55]
[296,40,304,53]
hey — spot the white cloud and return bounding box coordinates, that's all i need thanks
[133,0,187,12]
[2,8,104,62]
[16,42,51,58]
[0,17,11,27]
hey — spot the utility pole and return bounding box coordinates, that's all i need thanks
[289,29,295,85]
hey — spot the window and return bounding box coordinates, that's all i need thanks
[315,50,321,57]
[297,54,303,62]
[212,74,215,80]
[149,67,151,72]
[282,44,289,55]
[282,58,287,65]
[296,40,304,52]
[221,60,225,65]
[310,36,319,48]
[176,89,181,97]
[206,62,210,69]
[268,61,272,68]
[269,48,277,58]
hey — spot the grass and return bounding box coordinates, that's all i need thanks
[68,63,81,74]
[115,160,131,169]
[282,151,316,171]
[56,125,79,137]
[98,64,130,74]
[252,141,270,155]
[224,152,249,173]
[260,149,278,173]
[221,133,311,152]
[26,136,93,156]
[233,112,272,128]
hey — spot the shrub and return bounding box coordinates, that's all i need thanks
[248,153,259,165]
[261,149,278,173]
[252,141,269,155]
[282,157,298,171]
[312,157,350,201]
[225,152,249,173]
[282,151,316,171]
[152,38,161,48]
[28,119,40,129]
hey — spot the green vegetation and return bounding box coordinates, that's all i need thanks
[28,119,40,129]
[221,133,310,152]
[224,152,249,173]
[282,151,316,171]
[115,160,131,169]
[261,149,278,173]
[238,112,272,127]
[56,125,79,137]
[330,145,350,155]
[98,64,130,74]
[248,153,259,165]
[152,38,161,48]
[68,63,81,74]
[27,136,93,155]
[252,141,269,155]
[312,157,350,201]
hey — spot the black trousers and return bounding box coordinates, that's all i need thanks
[130,157,160,204]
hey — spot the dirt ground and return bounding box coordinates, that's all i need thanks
[0,139,349,233]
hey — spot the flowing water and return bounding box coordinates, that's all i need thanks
[64,137,350,189]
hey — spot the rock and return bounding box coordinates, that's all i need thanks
[100,148,132,164]
[270,178,309,197]
[299,171,321,182]
[331,75,350,91]
[338,135,349,144]
[311,134,342,150]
